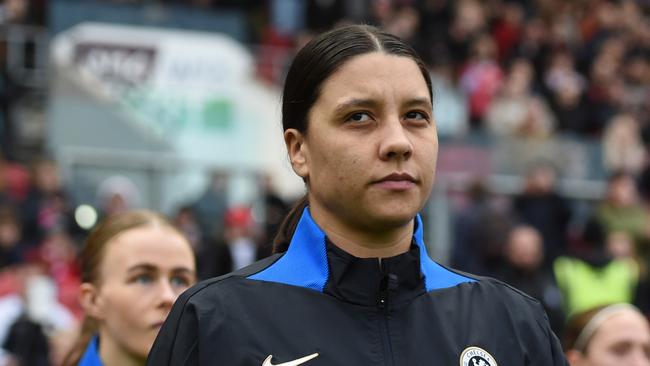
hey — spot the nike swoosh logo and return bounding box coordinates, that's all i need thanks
[262,353,319,366]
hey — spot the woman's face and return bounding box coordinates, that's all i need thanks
[580,310,650,366]
[288,52,437,233]
[90,225,196,361]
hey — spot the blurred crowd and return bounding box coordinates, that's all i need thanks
[0,0,649,365]
[0,156,290,365]
[255,0,650,145]
[451,163,650,337]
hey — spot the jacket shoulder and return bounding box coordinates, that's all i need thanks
[146,254,283,365]
[439,265,545,307]
[182,253,284,302]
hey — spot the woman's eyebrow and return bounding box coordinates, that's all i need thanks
[333,98,380,115]
[403,97,432,109]
[333,97,432,115]
[170,267,196,276]
[126,263,157,273]
[127,264,196,277]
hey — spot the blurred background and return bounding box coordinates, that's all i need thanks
[0,0,648,364]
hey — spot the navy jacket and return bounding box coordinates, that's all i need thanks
[148,208,568,365]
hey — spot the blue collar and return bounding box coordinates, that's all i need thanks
[78,336,103,366]
[249,207,474,292]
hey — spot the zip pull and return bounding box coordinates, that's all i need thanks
[378,261,388,309]
[378,259,398,309]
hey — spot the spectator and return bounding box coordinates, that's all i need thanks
[602,114,645,176]
[594,172,650,263]
[544,50,590,134]
[448,0,488,65]
[172,205,204,254]
[191,170,229,243]
[621,51,649,137]
[486,58,556,138]
[554,219,639,317]
[514,17,551,85]
[36,231,82,318]
[513,161,572,264]
[97,175,141,219]
[459,33,504,127]
[495,225,565,335]
[491,1,524,63]
[584,36,627,136]
[429,60,469,138]
[0,262,76,366]
[0,205,24,270]
[451,180,512,276]
[259,173,290,246]
[22,159,75,247]
[197,206,271,279]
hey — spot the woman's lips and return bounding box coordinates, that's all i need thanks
[374,180,416,190]
[373,173,417,190]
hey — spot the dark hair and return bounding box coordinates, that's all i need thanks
[274,24,433,252]
[61,210,186,366]
[282,24,433,134]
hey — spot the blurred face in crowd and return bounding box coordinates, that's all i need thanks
[526,165,556,194]
[607,231,635,259]
[505,226,543,272]
[569,309,650,366]
[0,217,20,248]
[286,52,437,239]
[81,225,196,364]
[608,175,638,207]
[34,161,61,194]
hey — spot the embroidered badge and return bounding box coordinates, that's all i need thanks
[459,346,498,366]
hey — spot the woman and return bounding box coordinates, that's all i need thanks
[563,304,650,366]
[61,210,196,366]
[148,24,566,365]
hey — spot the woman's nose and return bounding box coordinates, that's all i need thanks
[378,119,413,161]
[157,280,177,308]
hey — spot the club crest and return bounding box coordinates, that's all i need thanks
[459,346,498,366]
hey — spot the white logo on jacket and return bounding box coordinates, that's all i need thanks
[460,346,498,366]
[262,352,319,366]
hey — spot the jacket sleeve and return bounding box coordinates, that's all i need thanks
[146,288,200,366]
[528,302,569,366]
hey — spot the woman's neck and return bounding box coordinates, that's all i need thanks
[309,204,414,258]
[98,331,146,366]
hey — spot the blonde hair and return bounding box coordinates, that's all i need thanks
[61,210,186,366]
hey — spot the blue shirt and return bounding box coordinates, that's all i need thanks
[78,336,103,366]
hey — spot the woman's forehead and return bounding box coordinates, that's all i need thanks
[595,311,650,340]
[101,226,193,270]
[317,52,430,104]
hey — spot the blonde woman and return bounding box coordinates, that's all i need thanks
[563,304,650,366]
[62,210,196,366]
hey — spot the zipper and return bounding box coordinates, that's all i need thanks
[377,259,396,366]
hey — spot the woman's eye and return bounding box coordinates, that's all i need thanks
[170,276,191,288]
[405,111,429,122]
[133,274,153,285]
[609,343,632,357]
[346,112,371,123]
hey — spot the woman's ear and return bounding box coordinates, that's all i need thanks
[565,349,586,366]
[79,283,104,320]
[284,129,309,179]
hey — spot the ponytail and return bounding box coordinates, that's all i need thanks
[273,195,308,253]
[60,316,97,366]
